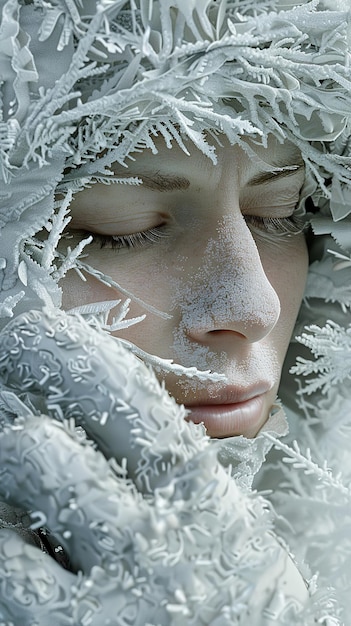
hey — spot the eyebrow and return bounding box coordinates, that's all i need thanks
[112,170,191,192]
[111,161,304,191]
[248,164,305,187]
[137,167,304,191]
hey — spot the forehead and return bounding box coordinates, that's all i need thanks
[109,135,303,187]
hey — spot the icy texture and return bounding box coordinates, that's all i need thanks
[0,309,310,625]
[1,0,351,320]
[0,0,350,624]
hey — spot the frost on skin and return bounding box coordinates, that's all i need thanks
[0,1,350,624]
[0,309,310,625]
[170,215,281,386]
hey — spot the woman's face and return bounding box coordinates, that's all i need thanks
[61,136,309,438]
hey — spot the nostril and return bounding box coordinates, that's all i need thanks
[208,329,247,339]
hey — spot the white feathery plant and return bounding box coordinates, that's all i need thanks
[291,321,351,395]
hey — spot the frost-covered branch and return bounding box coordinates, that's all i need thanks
[264,434,350,497]
[117,337,227,383]
[67,298,146,332]
[290,321,351,395]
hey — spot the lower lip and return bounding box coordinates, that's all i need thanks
[185,395,267,438]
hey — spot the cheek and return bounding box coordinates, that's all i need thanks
[61,247,171,309]
[280,237,309,312]
[61,263,116,311]
[60,249,176,357]
[263,236,309,353]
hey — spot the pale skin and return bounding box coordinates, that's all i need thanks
[62,135,309,438]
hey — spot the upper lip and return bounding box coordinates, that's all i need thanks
[183,383,273,407]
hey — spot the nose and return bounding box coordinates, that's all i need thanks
[181,216,281,345]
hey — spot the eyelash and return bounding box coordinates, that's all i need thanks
[90,226,169,250]
[245,214,305,238]
[79,213,304,252]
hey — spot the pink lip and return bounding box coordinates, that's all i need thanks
[185,393,268,438]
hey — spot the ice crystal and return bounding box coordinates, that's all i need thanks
[291,320,351,394]
[0,1,351,624]
[265,435,350,496]
[67,298,146,332]
[118,337,227,382]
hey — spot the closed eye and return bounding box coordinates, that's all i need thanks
[245,214,306,237]
[72,225,170,250]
